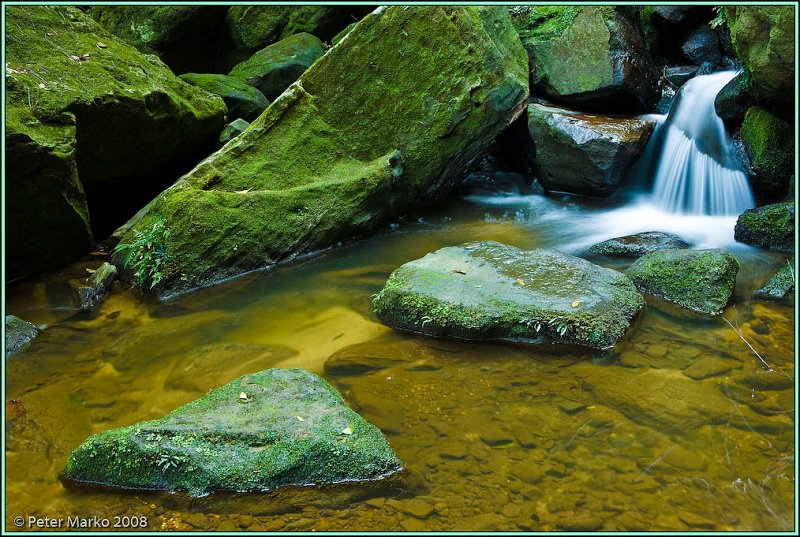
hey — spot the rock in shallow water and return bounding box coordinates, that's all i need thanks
[753,262,795,300]
[734,201,795,253]
[5,315,39,355]
[588,231,690,258]
[372,241,645,350]
[61,368,403,496]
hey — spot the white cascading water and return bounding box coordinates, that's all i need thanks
[650,71,755,215]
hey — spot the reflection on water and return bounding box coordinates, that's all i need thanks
[5,192,795,531]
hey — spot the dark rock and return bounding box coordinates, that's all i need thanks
[734,201,794,253]
[179,73,270,122]
[714,70,757,129]
[228,32,325,101]
[5,315,39,355]
[332,22,357,46]
[625,249,739,316]
[112,7,529,298]
[588,231,690,257]
[663,66,698,88]
[218,118,250,146]
[61,368,403,496]
[681,24,721,66]
[78,262,118,310]
[372,241,645,350]
[739,107,794,200]
[528,102,656,197]
[753,262,795,300]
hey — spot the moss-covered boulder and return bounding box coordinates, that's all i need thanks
[528,102,655,197]
[734,201,795,253]
[5,6,227,277]
[511,6,659,113]
[228,33,325,101]
[625,249,739,316]
[179,73,269,122]
[725,6,795,111]
[588,231,690,258]
[5,315,39,356]
[112,6,528,298]
[739,107,794,200]
[89,6,228,74]
[373,241,645,350]
[61,369,403,496]
[754,261,795,300]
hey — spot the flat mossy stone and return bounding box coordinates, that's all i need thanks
[754,262,795,300]
[625,249,739,316]
[739,107,794,198]
[734,201,795,253]
[228,32,325,101]
[588,231,690,257]
[61,368,403,496]
[112,6,528,298]
[372,241,645,350]
[180,73,269,122]
[5,315,39,355]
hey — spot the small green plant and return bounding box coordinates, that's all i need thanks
[709,6,726,29]
[112,219,170,289]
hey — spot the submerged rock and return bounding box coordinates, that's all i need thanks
[372,241,645,350]
[228,32,325,101]
[527,102,655,197]
[588,232,690,257]
[511,6,659,113]
[739,107,794,200]
[61,369,403,496]
[5,315,39,355]
[625,249,739,316]
[179,74,269,122]
[734,201,795,253]
[112,6,528,298]
[753,262,795,300]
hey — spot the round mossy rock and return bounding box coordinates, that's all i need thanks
[734,201,795,253]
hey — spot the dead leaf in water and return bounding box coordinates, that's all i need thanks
[516,279,526,286]
[450,269,466,275]
[572,300,583,308]
[239,392,249,400]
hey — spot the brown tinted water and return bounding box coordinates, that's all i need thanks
[5,193,795,531]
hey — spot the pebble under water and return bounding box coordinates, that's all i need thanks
[5,190,795,532]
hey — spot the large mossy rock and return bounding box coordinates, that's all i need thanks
[511,6,659,113]
[179,73,269,122]
[228,33,325,101]
[89,6,228,74]
[61,369,403,496]
[734,201,795,253]
[739,107,794,200]
[112,6,528,298]
[373,241,645,350]
[725,6,795,111]
[588,231,690,258]
[528,102,655,197]
[5,6,227,278]
[5,315,39,356]
[625,249,739,316]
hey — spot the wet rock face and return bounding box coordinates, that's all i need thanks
[680,24,721,66]
[625,249,739,316]
[112,6,529,298]
[61,369,403,496]
[527,102,655,197]
[739,107,794,201]
[5,315,39,356]
[588,232,690,258]
[714,70,756,129]
[734,201,795,253]
[373,241,645,350]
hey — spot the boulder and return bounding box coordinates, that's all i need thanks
[625,249,739,316]
[511,6,659,113]
[680,24,721,66]
[588,231,690,257]
[5,315,39,355]
[714,70,757,128]
[228,32,325,101]
[77,262,118,310]
[89,6,229,74]
[179,73,269,122]
[218,118,250,146]
[754,262,795,300]
[734,201,795,253]
[61,369,403,496]
[372,241,645,350]
[663,66,699,88]
[739,107,794,200]
[726,6,795,111]
[5,6,226,279]
[111,7,528,298]
[528,102,655,197]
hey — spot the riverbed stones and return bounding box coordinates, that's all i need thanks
[112,6,528,298]
[625,249,739,316]
[739,107,794,199]
[372,241,645,350]
[179,73,270,122]
[588,232,690,258]
[754,262,795,300]
[527,103,655,197]
[61,368,403,496]
[734,201,795,253]
[5,315,39,356]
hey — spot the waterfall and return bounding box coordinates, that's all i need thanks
[650,71,754,215]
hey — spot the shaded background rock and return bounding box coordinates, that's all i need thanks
[179,73,269,122]
[734,202,795,253]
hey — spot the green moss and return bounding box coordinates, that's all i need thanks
[510,6,581,44]
[734,201,795,253]
[740,106,793,187]
[754,261,795,300]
